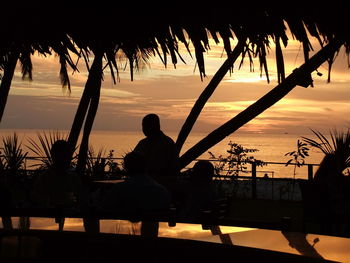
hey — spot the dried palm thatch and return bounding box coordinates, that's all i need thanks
[1,5,349,83]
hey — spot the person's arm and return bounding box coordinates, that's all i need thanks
[134,139,146,153]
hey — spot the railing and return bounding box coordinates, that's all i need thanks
[248,162,316,199]
[1,155,319,178]
[2,155,320,201]
[194,160,320,201]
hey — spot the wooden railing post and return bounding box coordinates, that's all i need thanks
[251,162,257,199]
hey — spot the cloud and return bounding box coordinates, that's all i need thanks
[0,95,78,130]
[323,107,333,112]
[3,37,350,136]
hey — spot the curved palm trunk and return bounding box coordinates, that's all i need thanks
[175,39,246,155]
[0,51,19,122]
[68,53,103,154]
[179,39,343,169]
[76,72,102,175]
[67,52,103,234]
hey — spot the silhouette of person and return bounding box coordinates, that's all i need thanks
[97,151,171,237]
[31,139,80,230]
[134,114,179,192]
[31,140,79,208]
[176,160,218,221]
[98,151,171,213]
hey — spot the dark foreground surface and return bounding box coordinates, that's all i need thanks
[227,197,350,238]
[228,198,304,230]
[0,229,340,263]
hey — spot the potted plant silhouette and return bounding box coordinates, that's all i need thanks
[209,141,265,198]
[302,129,350,175]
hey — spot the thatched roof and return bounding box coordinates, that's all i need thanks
[1,5,350,85]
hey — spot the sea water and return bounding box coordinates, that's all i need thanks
[0,129,324,180]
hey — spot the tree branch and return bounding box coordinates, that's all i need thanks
[175,39,247,155]
[179,39,344,169]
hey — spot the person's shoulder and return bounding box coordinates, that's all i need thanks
[160,132,175,144]
[139,136,148,142]
[135,137,148,145]
[134,137,148,148]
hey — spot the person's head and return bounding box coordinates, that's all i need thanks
[191,160,214,183]
[123,151,147,175]
[142,114,161,138]
[50,140,71,170]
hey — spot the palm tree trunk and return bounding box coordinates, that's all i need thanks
[67,52,103,153]
[76,65,102,175]
[175,39,246,154]
[179,39,343,169]
[0,51,19,122]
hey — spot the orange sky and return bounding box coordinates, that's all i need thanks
[1,35,350,135]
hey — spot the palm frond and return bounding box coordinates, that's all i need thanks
[302,128,350,172]
[301,129,333,155]
[59,56,71,92]
[19,50,33,81]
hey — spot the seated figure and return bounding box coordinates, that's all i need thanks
[97,151,171,215]
[31,140,80,209]
[176,160,219,221]
[30,139,81,231]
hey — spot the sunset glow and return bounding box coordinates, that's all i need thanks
[1,33,350,135]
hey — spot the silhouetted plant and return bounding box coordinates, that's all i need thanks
[105,150,121,178]
[0,132,28,177]
[0,133,30,213]
[86,147,106,178]
[283,139,309,200]
[285,139,309,178]
[86,148,122,179]
[209,141,265,177]
[302,129,350,175]
[208,141,265,198]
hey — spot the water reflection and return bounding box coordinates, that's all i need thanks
[1,217,253,242]
[1,217,350,262]
[224,229,350,263]
[281,231,323,259]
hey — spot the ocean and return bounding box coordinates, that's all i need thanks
[0,129,325,180]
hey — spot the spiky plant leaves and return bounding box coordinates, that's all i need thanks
[302,128,350,173]
[0,132,28,175]
[86,146,107,178]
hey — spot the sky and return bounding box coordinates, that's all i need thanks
[1,34,350,135]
